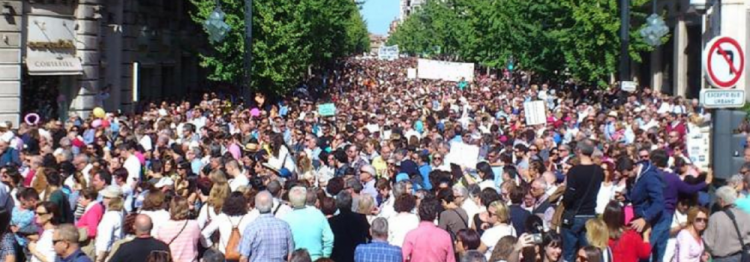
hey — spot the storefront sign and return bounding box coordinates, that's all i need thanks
[26,57,82,75]
[25,15,82,75]
[28,40,75,50]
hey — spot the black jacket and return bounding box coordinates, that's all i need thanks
[329,209,371,262]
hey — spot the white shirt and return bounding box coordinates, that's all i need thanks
[139,135,153,152]
[229,174,249,192]
[596,183,616,214]
[461,199,482,229]
[481,224,517,260]
[201,213,258,254]
[96,210,124,253]
[197,204,220,229]
[378,195,396,220]
[123,155,141,186]
[31,229,56,262]
[140,209,171,237]
[387,212,419,247]
[271,198,292,219]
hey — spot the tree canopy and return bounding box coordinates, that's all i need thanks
[388,0,658,87]
[190,0,369,96]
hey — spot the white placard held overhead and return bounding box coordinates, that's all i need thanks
[417,59,475,82]
[524,101,547,126]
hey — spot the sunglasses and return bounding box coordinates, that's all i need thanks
[695,218,708,223]
[36,211,49,216]
[53,239,65,245]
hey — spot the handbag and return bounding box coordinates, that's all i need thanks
[723,208,750,262]
[561,177,596,228]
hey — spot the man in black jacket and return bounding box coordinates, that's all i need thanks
[329,191,371,262]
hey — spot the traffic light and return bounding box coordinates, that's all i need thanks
[713,109,747,179]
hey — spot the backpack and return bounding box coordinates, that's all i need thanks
[224,216,244,260]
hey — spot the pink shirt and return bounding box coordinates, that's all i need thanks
[75,202,104,238]
[402,221,455,262]
[156,220,201,262]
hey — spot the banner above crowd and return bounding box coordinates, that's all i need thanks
[378,45,400,60]
[417,59,474,82]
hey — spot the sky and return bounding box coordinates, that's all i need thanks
[361,0,400,35]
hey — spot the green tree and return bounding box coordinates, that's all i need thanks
[389,0,657,87]
[190,0,367,96]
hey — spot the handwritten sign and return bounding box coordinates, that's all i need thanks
[318,103,336,116]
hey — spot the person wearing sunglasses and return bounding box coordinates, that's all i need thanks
[29,201,60,262]
[673,206,709,262]
[53,223,92,262]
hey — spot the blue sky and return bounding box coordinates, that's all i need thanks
[361,0,400,35]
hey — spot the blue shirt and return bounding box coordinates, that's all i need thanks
[418,164,432,191]
[283,206,335,261]
[55,249,92,262]
[354,240,403,262]
[240,214,295,262]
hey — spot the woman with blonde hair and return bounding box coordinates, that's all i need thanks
[357,194,377,223]
[198,170,230,229]
[673,206,709,262]
[156,196,201,262]
[585,218,612,262]
[478,201,517,259]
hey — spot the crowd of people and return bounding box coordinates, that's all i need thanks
[0,57,746,262]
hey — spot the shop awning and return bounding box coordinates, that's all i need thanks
[26,57,83,76]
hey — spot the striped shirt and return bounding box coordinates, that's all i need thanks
[156,220,201,262]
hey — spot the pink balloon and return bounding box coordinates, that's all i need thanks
[92,119,102,128]
[250,108,261,117]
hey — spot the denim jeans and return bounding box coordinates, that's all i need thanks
[562,216,595,262]
[649,212,672,262]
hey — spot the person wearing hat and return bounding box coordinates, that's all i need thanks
[95,185,124,262]
[604,111,618,142]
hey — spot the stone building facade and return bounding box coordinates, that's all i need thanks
[0,0,207,126]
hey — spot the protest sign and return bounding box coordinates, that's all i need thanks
[524,100,546,126]
[378,45,400,60]
[445,142,480,168]
[317,103,336,116]
[407,68,417,79]
[417,59,474,82]
[687,127,711,170]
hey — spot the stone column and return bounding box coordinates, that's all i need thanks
[651,45,663,91]
[120,1,137,113]
[72,0,103,118]
[103,0,123,112]
[673,16,688,97]
[0,1,23,126]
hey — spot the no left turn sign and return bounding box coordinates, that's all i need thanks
[703,36,745,89]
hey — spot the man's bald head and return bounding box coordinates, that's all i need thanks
[134,214,153,236]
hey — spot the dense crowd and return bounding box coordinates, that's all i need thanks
[0,57,747,262]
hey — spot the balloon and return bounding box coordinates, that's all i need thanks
[101,119,110,128]
[250,108,261,117]
[93,107,105,118]
[24,113,39,126]
[91,119,102,128]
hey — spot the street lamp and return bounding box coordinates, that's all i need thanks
[203,0,253,104]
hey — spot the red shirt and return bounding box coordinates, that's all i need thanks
[609,229,652,262]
